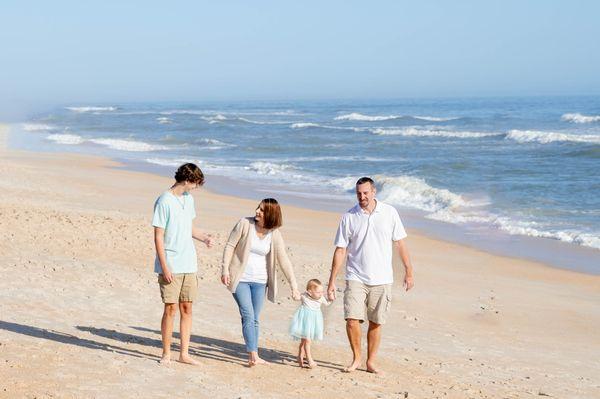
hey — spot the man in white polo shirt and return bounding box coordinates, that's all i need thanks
[327,176,414,373]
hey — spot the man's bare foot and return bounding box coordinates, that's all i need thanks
[178,355,199,365]
[159,355,171,365]
[343,359,361,373]
[366,361,381,374]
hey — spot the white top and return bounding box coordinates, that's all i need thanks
[239,225,272,284]
[334,200,407,285]
[300,292,331,310]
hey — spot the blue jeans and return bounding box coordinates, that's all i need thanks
[232,282,266,352]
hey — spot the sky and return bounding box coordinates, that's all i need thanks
[1,1,599,118]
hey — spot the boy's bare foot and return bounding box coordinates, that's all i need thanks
[178,355,199,365]
[343,359,361,373]
[159,354,171,365]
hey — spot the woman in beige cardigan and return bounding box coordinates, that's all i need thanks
[221,198,300,366]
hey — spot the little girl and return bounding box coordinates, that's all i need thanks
[289,278,332,368]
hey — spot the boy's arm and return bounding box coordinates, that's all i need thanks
[192,226,212,248]
[154,226,173,282]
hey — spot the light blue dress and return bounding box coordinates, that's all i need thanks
[289,293,330,341]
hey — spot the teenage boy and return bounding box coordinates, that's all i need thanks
[153,163,212,365]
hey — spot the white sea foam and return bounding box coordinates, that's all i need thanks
[291,122,321,129]
[334,113,458,122]
[88,138,169,152]
[372,127,500,138]
[506,130,600,144]
[66,106,117,113]
[22,123,55,131]
[201,114,228,124]
[561,113,600,124]
[245,161,298,176]
[156,117,172,124]
[46,134,85,145]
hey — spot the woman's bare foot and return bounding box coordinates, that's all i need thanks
[178,355,199,365]
[343,359,361,373]
[249,357,268,367]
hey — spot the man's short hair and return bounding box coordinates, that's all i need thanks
[259,198,283,230]
[356,176,375,187]
[175,163,205,185]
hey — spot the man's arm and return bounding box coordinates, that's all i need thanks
[154,226,173,282]
[327,247,347,301]
[192,226,212,248]
[394,239,414,291]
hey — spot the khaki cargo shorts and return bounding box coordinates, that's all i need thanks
[158,273,198,303]
[344,280,392,325]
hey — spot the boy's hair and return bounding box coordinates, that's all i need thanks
[175,163,205,185]
[306,279,322,291]
[259,198,282,230]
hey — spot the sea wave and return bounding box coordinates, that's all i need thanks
[334,112,458,122]
[561,113,600,124]
[22,123,56,131]
[505,130,600,144]
[46,134,85,145]
[66,106,118,113]
[290,122,364,131]
[371,127,500,139]
[200,114,228,124]
[245,161,298,176]
[156,117,172,124]
[88,138,170,152]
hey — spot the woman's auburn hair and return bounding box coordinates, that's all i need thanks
[259,198,282,230]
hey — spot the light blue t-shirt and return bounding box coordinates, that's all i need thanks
[152,191,197,274]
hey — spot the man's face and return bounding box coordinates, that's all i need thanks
[356,182,376,209]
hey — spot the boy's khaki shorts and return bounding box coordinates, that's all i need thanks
[344,280,392,325]
[158,273,198,303]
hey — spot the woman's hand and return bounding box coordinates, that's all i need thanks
[221,274,230,286]
[291,288,301,301]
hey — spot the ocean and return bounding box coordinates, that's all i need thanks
[12,96,600,272]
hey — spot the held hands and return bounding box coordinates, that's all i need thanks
[291,288,301,301]
[404,274,414,291]
[327,282,337,301]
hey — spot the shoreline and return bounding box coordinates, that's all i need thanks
[8,122,600,275]
[2,123,600,398]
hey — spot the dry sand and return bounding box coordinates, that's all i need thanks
[1,124,599,398]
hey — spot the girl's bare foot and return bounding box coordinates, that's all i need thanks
[159,354,171,365]
[297,355,306,368]
[308,360,318,369]
[178,355,199,365]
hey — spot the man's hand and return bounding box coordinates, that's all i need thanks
[221,274,230,286]
[327,282,337,301]
[404,274,414,291]
[291,288,301,301]
[162,268,173,283]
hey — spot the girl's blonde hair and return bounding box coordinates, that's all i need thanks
[306,279,322,291]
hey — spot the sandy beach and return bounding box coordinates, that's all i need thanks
[1,123,599,398]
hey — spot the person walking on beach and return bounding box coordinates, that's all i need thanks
[221,198,301,367]
[153,163,212,365]
[327,176,414,373]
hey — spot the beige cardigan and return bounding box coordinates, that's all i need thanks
[222,217,298,302]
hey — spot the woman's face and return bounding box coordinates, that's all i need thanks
[255,203,265,226]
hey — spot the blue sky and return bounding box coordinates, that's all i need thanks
[1,1,599,117]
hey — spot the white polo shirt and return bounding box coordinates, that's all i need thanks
[334,200,407,285]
